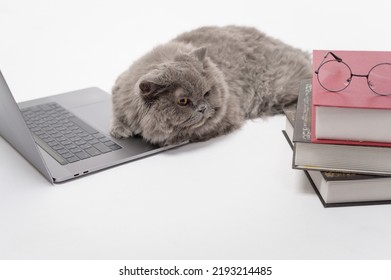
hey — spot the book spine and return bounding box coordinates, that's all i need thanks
[293,79,312,143]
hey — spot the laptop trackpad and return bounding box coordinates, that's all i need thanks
[68,99,113,135]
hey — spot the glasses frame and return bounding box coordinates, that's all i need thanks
[314,51,391,96]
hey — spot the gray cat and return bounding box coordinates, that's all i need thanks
[110,26,311,146]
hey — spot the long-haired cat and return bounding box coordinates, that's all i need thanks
[110,26,311,146]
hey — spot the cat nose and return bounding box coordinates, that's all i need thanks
[197,104,207,113]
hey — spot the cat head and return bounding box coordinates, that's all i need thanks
[136,47,227,145]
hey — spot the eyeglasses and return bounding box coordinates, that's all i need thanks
[314,51,391,96]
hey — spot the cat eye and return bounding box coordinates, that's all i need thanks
[204,91,211,97]
[177,97,189,106]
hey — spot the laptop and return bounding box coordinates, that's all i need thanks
[0,70,186,183]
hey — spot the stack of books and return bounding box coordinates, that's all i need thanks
[283,50,391,207]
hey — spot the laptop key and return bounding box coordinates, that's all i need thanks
[79,143,92,149]
[70,147,82,153]
[92,132,105,139]
[69,136,82,142]
[102,140,116,146]
[62,152,75,159]
[78,132,89,137]
[74,151,91,160]
[65,143,77,149]
[82,135,94,141]
[87,138,99,145]
[75,140,87,145]
[60,140,72,146]
[66,156,80,163]
[52,144,63,151]
[73,128,84,134]
[47,141,58,147]
[85,147,101,157]
[108,143,122,151]
[68,117,99,134]
[93,142,111,153]
[57,148,69,155]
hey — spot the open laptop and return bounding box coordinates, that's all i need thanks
[0,70,186,183]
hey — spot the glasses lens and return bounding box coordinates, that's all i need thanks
[368,63,391,96]
[317,61,351,92]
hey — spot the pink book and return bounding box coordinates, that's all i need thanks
[311,49,391,147]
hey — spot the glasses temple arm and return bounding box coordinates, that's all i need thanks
[315,51,343,74]
[328,52,343,62]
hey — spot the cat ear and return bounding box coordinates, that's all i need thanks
[139,80,164,96]
[190,47,207,61]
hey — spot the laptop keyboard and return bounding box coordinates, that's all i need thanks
[21,102,122,165]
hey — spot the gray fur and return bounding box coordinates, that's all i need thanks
[111,26,312,146]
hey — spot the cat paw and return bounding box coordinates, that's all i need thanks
[110,121,134,139]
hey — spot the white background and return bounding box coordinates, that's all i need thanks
[1,0,391,262]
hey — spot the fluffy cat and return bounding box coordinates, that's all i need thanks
[111,26,311,146]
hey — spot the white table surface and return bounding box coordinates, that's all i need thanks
[1,0,391,260]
